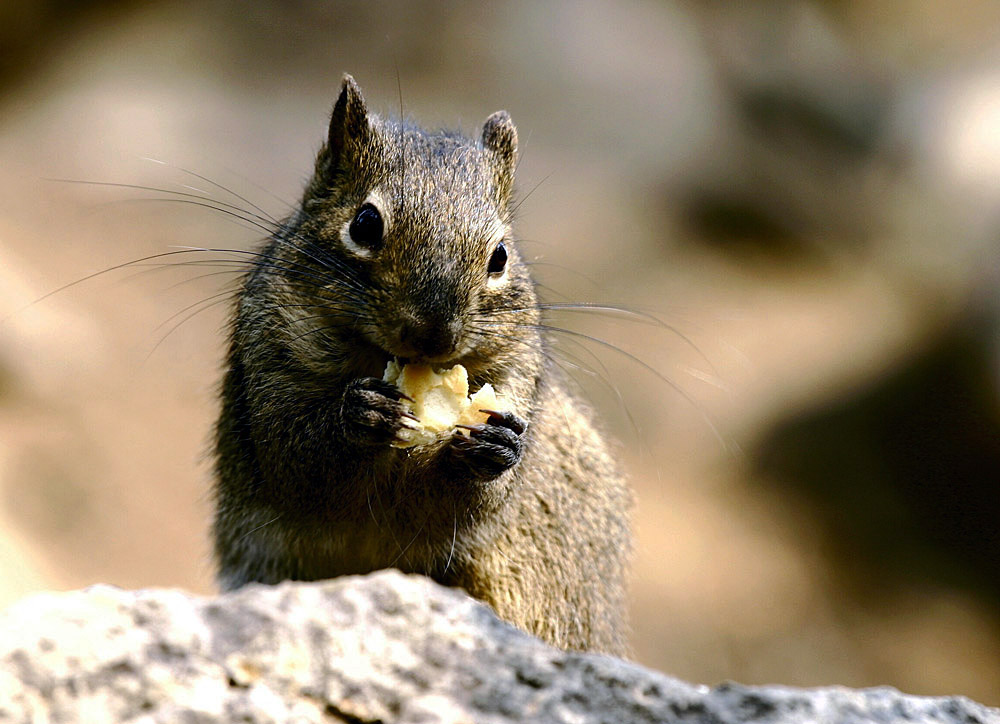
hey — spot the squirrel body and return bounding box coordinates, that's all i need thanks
[212,76,631,655]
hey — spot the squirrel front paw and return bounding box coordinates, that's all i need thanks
[447,409,527,480]
[339,377,417,446]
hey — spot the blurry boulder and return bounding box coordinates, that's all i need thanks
[673,2,896,257]
[1,570,998,723]
[754,298,1000,604]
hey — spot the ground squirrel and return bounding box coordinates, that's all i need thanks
[212,75,632,655]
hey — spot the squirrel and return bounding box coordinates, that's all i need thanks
[211,75,632,656]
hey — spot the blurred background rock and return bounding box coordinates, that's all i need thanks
[0,0,998,703]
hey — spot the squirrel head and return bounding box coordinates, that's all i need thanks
[270,75,541,382]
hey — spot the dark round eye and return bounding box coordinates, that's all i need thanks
[487,242,508,275]
[349,203,384,249]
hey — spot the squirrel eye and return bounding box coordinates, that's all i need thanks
[349,203,384,249]
[487,242,508,275]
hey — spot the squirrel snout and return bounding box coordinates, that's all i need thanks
[388,312,463,361]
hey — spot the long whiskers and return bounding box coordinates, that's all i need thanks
[465,324,644,439]
[46,176,369,298]
[471,311,728,448]
[486,301,718,375]
[138,157,283,225]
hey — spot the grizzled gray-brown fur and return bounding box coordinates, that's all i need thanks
[212,74,631,654]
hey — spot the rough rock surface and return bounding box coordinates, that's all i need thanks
[0,571,996,724]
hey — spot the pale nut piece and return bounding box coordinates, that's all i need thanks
[383,360,506,448]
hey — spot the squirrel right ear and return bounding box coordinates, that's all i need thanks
[325,74,370,175]
[482,111,518,205]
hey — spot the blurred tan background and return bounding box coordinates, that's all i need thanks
[1,0,999,704]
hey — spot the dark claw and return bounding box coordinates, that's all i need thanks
[370,381,413,403]
[445,409,527,481]
[478,409,527,435]
[401,410,421,423]
[340,377,413,447]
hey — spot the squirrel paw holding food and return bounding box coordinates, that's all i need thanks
[339,377,414,447]
[448,410,527,480]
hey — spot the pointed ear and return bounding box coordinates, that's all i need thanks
[326,74,370,175]
[482,110,517,205]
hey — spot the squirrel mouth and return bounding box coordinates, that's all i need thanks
[386,354,457,374]
[390,337,476,369]
[353,328,473,378]
[354,344,458,381]
[377,337,471,370]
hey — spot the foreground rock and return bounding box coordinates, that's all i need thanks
[0,571,996,724]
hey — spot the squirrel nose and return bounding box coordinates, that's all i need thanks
[395,313,462,360]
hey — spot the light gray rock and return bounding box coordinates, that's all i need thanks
[0,570,996,724]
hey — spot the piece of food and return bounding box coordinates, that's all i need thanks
[383,360,505,448]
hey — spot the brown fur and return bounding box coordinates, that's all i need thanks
[211,75,632,655]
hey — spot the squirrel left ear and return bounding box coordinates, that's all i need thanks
[482,111,517,205]
[326,74,370,176]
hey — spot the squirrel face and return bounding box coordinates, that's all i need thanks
[265,76,539,382]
